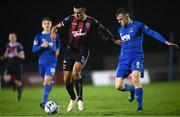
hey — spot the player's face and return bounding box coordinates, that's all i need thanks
[116,14,129,27]
[74,7,86,21]
[42,20,52,31]
[9,34,17,43]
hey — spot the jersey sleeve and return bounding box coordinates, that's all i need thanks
[60,15,73,27]
[53,34,61,51]
[91,18,100,29]
[32,34,43,53]
[140,22,166,43]
[18,43,25,55]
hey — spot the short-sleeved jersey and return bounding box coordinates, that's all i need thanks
[60,15,100,52]
[118,21,166,61]
[5,42,25,64]
[32,32,61,65]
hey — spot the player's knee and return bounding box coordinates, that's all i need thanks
[4,74,11,82]
[72,71,81,80]
[44,77,52,85]
[132,78,142,88]
[115,83,123,91]
[73,67,81,73]
[64,77,72,85]
[14,80,23,87]
[132,71,140,79]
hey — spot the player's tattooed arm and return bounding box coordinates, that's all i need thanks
[98,24,122,45]
[51,23,62,40]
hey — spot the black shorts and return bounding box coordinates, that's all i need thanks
[5,63,22,81]
[63,48,90,71]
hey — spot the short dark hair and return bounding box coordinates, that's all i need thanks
[74,1,86,9]
[115,8,129,18]
[42,17,52,22]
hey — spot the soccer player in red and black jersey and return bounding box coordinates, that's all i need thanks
[51,2,121,112]
[1,33,25,101]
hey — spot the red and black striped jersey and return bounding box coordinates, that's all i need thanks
[5,42,24,64]
[61,15,100,52]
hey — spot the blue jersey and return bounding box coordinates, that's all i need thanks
[32,32,61,65]
[118,21,166,61]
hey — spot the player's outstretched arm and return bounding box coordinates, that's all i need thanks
[142,24,179,49]
[51,23,62,40]
[98,24,122,45]
[165,41,179,49]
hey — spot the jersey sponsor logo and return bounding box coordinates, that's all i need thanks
[72,29,86,37]
[121,34,131,42]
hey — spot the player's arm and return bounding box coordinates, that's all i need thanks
[51,23,62,39]
[0,47,8,60]
[51,15,72,39]
[98,24,121,45]
[53,35,61,56]
[15,44,25,60]
[141,24,179,48]
[32,35,49,53]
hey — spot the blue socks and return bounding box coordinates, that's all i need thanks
[124,84,134,91]
[42,84,51,104]
[135,88,143,109]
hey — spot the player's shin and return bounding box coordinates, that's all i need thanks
[123,84,134,92]
[42,77,52,104]
[65,81,76,100]
[135,88,143,110]
[74,78,83,101]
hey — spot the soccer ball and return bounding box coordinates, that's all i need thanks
[44,101,59,114]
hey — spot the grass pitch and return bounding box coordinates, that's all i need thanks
[0,81,180,116]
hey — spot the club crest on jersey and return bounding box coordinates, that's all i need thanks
[129,28,134,33]
[85,23,90,29]
[121,34,131,42]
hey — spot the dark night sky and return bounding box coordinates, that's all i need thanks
[0,0,179,71]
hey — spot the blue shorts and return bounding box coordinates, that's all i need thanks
[39,63,57,78]
[116,57,144,78]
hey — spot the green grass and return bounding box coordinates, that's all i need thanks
[0,82,180,116]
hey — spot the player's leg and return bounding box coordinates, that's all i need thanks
[39,64,47,109]
[13,66,23,101]
[41,63,57,108]
[63,59,77,112]
[73,53,89,111]
[131,70,143,112]
[41,76,52,109]
[131,59,144,112]
[72,62,84,111]
[115,62,135,102]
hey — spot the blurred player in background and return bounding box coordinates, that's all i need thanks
[115,8,179,112]
[1,33,25,101]
[32,17,61,109]
[51,1,120,112]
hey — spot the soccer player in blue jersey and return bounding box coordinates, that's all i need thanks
[32,17,61,109]
[115,8,179,112]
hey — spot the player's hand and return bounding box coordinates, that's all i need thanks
[50,32,57,40]
[165,41,179,49]
[113,39,122,45]
[41,40,49,48]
